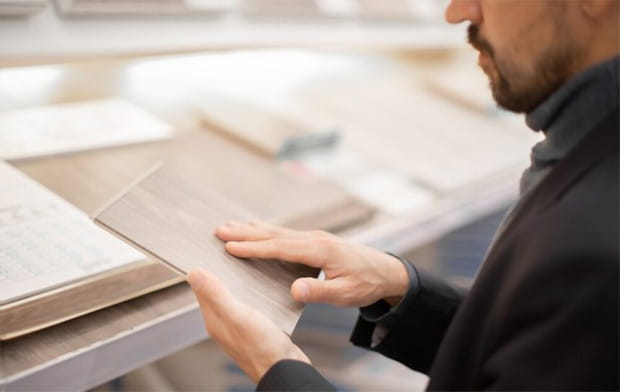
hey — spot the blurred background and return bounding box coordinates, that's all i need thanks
[1,1,541,391]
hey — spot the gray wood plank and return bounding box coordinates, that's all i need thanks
[95,165,318,334]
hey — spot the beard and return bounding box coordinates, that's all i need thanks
[467,24,580,113]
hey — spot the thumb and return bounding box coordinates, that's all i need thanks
[291,277,343,304]
[187,269,233,314]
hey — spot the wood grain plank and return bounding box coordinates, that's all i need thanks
[1,283,195,378]
[0,260,181,341]
[15,129,373,233]
[95,165,319,334]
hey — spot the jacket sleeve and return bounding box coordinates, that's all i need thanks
[257,359,336,391]
[350,258,467,374]
[256,257,467,391]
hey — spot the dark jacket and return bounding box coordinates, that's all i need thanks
[258,108,619,391]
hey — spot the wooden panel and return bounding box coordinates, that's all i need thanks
[15,129,373,233]
[201,97,338,158]
[1,283,195,378]
[0,260,181,341]
[95,165,318,334]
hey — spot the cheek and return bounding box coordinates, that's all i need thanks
[502,28,558,81]
[488,28,551,81]
[491,45,536,88]
[480,0,519,40]
[481,0,548,65]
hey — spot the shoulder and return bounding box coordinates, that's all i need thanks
[497,147,619,271]
[490,148,619,310]
[482,148,618,317]
[528,149,618,264]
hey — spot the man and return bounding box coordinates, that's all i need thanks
[187,0,619,389]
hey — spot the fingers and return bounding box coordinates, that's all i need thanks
[216,221,336,269]
[225,238,331,268]
[215,221,272,242]
[215,220,304,242]
[291,277,347,305]
[187,269,238,321]
[187,268,311,383]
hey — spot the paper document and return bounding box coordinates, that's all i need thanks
[0,99,173,161]
[0,161,146,304]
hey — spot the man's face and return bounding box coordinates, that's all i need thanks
[446,0,585,113]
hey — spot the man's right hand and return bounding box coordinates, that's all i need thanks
[215,220,410,308]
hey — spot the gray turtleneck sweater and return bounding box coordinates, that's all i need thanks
[521,55,619,195]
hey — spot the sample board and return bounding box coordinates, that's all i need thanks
[95,165,318,333]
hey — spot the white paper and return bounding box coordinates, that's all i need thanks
[0,161,146,304]
[0,99,173,161]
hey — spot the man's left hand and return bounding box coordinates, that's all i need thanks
[187,269,311,383]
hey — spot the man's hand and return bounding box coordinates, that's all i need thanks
[215,220,409,307]
[187,269,310,383]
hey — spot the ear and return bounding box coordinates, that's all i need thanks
[580,0,616,18]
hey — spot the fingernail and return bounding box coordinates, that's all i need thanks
[227,220,240,226]
[225,241,242,253]
[227,241,242,249]
[295,282,310,300]
[187,270,205,289]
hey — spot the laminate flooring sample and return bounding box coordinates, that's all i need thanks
[94,165,318,333]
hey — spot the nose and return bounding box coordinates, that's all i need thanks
[445,0,483,25]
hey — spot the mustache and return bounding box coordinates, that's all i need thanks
[468,24,495,57]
